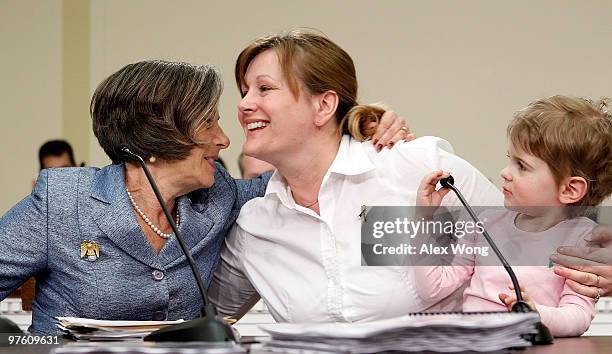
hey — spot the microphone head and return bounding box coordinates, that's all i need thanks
[118,145,136,161]
[119,145,130,154]
[439,175,455,188]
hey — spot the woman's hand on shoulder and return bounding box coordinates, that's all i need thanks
[370,111,415,152]
[551,225,612,298]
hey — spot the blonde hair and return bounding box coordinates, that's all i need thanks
[508,95,612,209]
[235,28,384,141]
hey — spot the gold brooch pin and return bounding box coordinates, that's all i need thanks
[80,240,100,261]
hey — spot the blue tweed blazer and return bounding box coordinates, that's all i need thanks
[0,163,269,334]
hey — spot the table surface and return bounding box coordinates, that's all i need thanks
[0,336,611,354]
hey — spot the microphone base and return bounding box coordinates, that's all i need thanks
[529,321,554,345]
[143,316,236,343]
[510,301,532,313]
[0,316,24,346]
[511,302,553,345]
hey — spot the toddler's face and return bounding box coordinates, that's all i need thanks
[500,143,564,214]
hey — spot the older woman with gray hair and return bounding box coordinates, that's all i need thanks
[0,59,407,335]
[0,60,266,335]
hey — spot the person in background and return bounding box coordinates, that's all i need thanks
[38,139,78,169]
[33,139,81,188]
[238,152,275,179]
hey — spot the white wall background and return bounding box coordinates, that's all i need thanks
[88,0,612,185]
[1,0,62,215]
[1,0,611,214]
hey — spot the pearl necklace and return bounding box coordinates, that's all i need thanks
[126,189,179,239]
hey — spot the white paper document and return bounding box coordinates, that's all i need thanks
[259,312,540,353]
[56,317,185,341]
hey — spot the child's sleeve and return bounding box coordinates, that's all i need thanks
[534,283,596,337]
[535,228,597,337]
[413,232,477,304]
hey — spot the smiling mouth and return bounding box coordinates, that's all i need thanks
[502,187,512,196]
[246,121,270,131]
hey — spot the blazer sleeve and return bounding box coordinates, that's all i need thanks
[0,170,49,299]
[232,172,272,212]
[213,164,271,213]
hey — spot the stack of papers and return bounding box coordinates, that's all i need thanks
[57,317,184,341]
[259,312,540,353]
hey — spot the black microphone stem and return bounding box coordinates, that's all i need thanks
[439,176,553,345]
[441,178,527,311]
[122,148,212,318]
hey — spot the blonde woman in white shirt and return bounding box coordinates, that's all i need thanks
[209,29,503,322]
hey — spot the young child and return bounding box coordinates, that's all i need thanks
[414,95,612,337]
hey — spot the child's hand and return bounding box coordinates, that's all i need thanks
[498,285,537,312]
[417,170,452,208]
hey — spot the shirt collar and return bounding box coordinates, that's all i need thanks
[328,135,376,176]
[264,135,376,206]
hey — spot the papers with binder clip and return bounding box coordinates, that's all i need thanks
[259,311,541,353]
[56,317,185,341]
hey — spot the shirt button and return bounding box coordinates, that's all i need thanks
[152,311,166,321]
[152,270,165,281]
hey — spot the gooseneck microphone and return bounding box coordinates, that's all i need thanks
[439,175,553,345]
[120,146,236,343]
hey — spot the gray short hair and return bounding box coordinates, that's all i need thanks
[91,60,223,163]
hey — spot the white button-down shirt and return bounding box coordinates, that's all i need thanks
[220,136,502,323]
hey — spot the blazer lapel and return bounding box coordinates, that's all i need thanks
[89,164,161,269]
[158,195,214,267]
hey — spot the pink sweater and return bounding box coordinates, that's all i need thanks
[414,210,597,337]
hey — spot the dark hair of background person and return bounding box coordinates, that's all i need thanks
[90,60,223,164]
[38,139,76,170]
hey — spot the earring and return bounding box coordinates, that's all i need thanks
[149,156,156,163]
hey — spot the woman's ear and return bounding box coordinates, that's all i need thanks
[558,176,588,205]
[313,91,339,127]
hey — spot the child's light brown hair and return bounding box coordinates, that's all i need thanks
[508,95,612,209]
